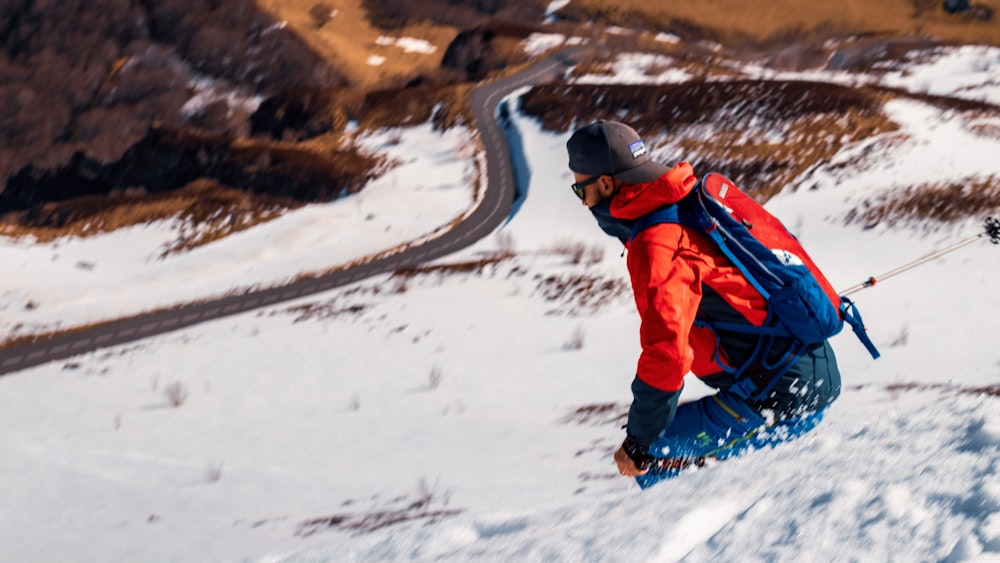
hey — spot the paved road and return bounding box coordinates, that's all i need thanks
[0,48,586,377]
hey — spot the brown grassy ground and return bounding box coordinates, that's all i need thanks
[0,123,386,245]
[563,0,1000,47]
[256,0,461,89]
[4,0,999,247]
[0,179,303,252]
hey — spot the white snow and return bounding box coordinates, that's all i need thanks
[545,0,571,16]
[655,32,681,44]
[1,44,999,563]
[522,33,585,57]
[543,0,572,24]
[180,76,263,121]
[572,52,693,85]
[375,36,438,55]
[0,123,481,339]
[522,33,568,56]
[881,46,1000,105]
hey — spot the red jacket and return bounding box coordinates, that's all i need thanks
[610,162,767,393]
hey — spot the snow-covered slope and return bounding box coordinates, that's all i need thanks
[1,44,999,563]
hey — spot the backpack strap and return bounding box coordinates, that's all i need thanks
[693,317,808,401]
[631,185,823,400]
[629,184,776,305]
[627,182,881,399]
[840,297,881,359]
[629,204,680,241]
[691,187,781,300]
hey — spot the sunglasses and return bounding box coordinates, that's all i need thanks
[571,175,602,200]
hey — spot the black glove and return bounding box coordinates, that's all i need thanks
[621,435,654,471]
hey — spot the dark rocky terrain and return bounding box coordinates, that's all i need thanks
[0,0,541,239]
[0,0,345,187]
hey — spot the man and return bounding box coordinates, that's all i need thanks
[566,121,841,482]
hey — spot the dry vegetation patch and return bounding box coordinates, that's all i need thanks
[296,478,461,536]
[249,81,475,144]
[0,179,303,253]
[520,80,898,199]
[560,403,629,426]
[355,82,475,131]
[968,120,1000,139]
[845,175,1000,229]
[850,381,1000,398]
[281,300,369,323]
[534,273,630,315]
[391,254,516,282]
[1,125,383,244]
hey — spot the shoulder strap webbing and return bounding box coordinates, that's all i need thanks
[629,205,680,241]
[840,297,881,359]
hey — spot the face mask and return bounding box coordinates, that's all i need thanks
[589,198,634,244]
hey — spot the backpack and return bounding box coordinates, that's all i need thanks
[630,172,880,399]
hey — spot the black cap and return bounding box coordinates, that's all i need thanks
[567,121,669,184]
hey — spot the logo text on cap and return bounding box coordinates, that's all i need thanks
[628,140,647,159]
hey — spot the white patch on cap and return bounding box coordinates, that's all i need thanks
[628,140,647,159]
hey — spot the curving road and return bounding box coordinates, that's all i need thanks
[0,48,588,377]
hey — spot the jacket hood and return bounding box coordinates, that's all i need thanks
[609,161,699,220]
